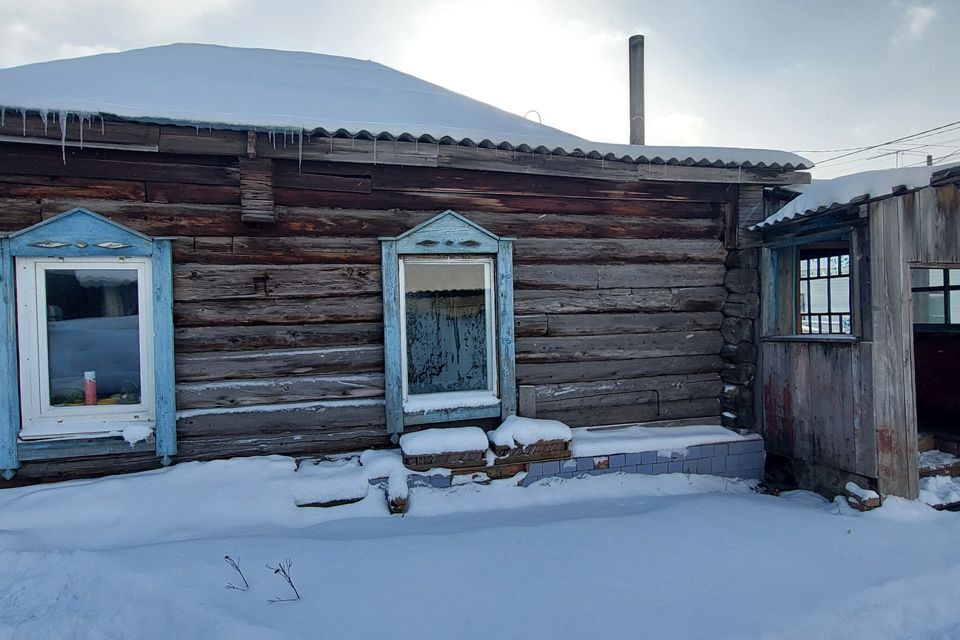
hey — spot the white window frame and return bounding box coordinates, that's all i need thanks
[398,256,498,411]
[15,256,155,439]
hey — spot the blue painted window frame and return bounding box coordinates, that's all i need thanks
[379,211,516,438]
[0,208,176,479]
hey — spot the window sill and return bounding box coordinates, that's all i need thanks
[763,335,859,344]
[404,391,500,414]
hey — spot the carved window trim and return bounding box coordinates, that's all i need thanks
[379,211,516,438]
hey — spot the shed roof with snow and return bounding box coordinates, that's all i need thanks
[0,43,811,171]
[754,163,960,229]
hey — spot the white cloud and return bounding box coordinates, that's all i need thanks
[649,111,707,146]
[896,5,936,41]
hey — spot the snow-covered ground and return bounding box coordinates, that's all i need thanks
[1,456,960,639]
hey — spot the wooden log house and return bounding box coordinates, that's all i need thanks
[753,164,960,499]
[0,43,810,484]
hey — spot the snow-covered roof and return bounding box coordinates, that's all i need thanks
[753,162,960,229]
[0,43,812,171]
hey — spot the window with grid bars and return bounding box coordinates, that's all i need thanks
[797,249,852,335]
[912,268,960,328]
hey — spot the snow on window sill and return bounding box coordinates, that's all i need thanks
[403,390,500,414]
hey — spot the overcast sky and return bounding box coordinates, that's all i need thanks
[2,0,957,178]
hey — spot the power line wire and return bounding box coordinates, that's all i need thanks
[815,119,960,166]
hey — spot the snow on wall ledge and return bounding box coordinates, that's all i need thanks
[754,162,960,229]
[0,43,811,171]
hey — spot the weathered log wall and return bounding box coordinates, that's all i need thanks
[0,125,743,478]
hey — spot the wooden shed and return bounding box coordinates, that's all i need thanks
[0,43,810,484]
[752,163,960,499]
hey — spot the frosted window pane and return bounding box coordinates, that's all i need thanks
[404,262,490,395]
[45,269,141,407]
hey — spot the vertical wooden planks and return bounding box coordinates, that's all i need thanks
[152,239,177,462]
[869,198,919,498]
[380,240,403,438]
[239,157,276,223]
[0,240,20,477]
[497,239,517,418]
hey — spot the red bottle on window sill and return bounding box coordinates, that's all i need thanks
[84,371,97,405]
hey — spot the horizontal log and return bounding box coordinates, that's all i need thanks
[0,174,146,201]
[272,206,721,240]
[0,144,239,185]
[514,287,727,315]
[0,114,160,147]
[274,187,726,220]
[39,198,242,235]
[174,322,383,353]
[514,238,726,265]
[545,311,723,336]
[176,399,386,437]
[360,163,731,202]
[517,354,722,385]
[515,314,549,338]
[158,127,246,155]
[176,428,391,460]
[173,263,381,301]
[174,294,383,326]
[177,373,385,409]
[176,345,384,382]
[535,373,722,410]
[146,181,240,205]
[273,169,372,193]
[536,397,720,428]
[0,198,42,231]
[516,330,723,363]
[172,236,381,264]
[514,264,726,290]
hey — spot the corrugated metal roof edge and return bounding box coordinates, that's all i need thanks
[281,127,814,171]
[3,107,810,172]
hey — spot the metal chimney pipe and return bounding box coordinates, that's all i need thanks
[629,34,645,145]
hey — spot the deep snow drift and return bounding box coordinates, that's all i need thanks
[1,456,959,639]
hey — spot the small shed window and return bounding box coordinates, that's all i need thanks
[912,268,960,326]
[798,247,851,334]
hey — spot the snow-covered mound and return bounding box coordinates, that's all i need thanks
[489,416,572,448]
[571,424,751,458]
[755,162,960,228]
[399,426,489,456]
[0,43,811,170]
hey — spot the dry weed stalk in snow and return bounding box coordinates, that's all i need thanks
[266,558,301,604]
[223,555,249,592]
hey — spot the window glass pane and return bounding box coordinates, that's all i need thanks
[809,279,829,313]
[913,290,946,324]
[829,256,839,276]
[819,257,828,277]
[951,293,960,325]
[404,261,491,395]
[911,268,943,288]
[45,269,141,406]
[840,255,850,275]
[830,276,850,313]
[799,259,809,278]
[950,269,960,286]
